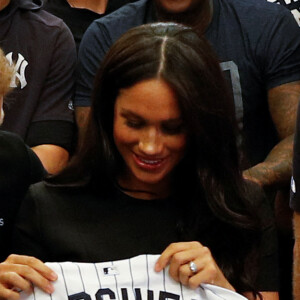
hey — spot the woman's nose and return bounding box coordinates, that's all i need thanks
[138,128,163,155]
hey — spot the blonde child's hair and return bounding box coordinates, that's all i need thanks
[0,48,14,96]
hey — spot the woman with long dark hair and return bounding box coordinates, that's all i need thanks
[0,23,278,300]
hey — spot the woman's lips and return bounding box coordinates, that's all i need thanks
[133,153,166,170]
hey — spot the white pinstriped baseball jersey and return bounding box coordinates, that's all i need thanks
[20,255,246,300]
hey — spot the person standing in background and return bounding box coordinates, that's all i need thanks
[0,0,76,174]
[42,0,138,142]
[43,0,138,50]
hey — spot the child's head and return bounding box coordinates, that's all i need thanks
[0,48,13,97]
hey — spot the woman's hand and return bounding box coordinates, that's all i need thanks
[155,242,235,291]
[0,254,57,300]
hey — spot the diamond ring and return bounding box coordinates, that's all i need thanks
[189,261,198,273]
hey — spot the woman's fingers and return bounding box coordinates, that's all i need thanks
[186,256,234,291]
[159,242,209,283]
[0,271,33,293]
[5,255,57,281]
[187,260,218,289]
[0,282,21,300]
[155,242,202,272]
[168,248,203,281]
[157,242,234,291]
[178,263,192,286]
[0,262,55,294]
[175,249,215,289]
[0,254,57,299]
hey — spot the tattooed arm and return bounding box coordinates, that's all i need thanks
[243,81,300,189]
[294,212,300,300]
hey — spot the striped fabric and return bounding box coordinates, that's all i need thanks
[20,255,246,300]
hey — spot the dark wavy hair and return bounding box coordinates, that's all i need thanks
[47,23,263,297]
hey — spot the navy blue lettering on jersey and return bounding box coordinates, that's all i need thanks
[70,292,92,300]
[75,0,300,167]
[70,289,180,300]
[95,288,116,300]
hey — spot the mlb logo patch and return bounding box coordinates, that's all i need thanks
[103,266,119,276]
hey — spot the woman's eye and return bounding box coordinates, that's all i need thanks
[125,120,144,129]
[162,124,184,135]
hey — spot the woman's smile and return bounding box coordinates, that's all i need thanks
[133,153,168,171]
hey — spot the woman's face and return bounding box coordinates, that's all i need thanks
[113,79,186,194]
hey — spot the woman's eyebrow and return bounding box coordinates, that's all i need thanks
[120,108,182,122]
[162,118,183,124]
[120,109,144,119]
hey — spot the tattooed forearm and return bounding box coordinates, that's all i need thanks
[243,134,294,188]
[268,81,300,139]
[243,81,300,188]
[294,212,300,300]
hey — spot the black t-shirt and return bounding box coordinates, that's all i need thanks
[0,131,45,261]
[0,0,76,151]
[13,182,278,291]
[43,0,138,50]
[266,0,300,26]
